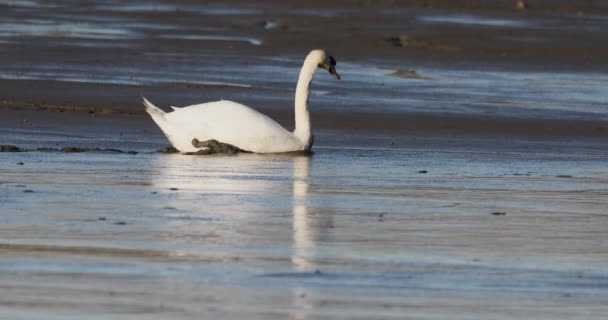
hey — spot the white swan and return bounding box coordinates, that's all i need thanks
[143,49,340,153]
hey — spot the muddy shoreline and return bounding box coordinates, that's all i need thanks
[2,0,607,136]
[2,96,607,140]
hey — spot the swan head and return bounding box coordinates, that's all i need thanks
[310,49,341,80]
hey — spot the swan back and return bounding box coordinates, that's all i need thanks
[163,101,306,153]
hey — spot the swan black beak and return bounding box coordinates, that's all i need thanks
[329,65,341,80]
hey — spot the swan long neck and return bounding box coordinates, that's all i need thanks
[293,55,318,147]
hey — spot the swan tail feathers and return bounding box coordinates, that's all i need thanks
[142,97,165,118]
[143,97,168,128]
[143,97,177,147]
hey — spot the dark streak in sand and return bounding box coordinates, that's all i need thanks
[156,146,180,154]
[0,145,138,154]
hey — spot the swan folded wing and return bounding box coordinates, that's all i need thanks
[165,100,302,153]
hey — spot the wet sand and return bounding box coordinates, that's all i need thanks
[2,0,608,319]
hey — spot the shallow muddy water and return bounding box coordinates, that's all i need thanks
[1,0,608,318]
[2,144,608,319]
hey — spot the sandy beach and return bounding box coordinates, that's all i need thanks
[1,0,608,319]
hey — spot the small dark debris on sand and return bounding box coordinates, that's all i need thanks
[112,221,127,225]
[98,217,107,221]
[23,189,34,193]
[418,170,428,174]
[556,175,573,178]
[17,162,24,165]
[491,212,507,216]
[0,144,137,154]
[169,188,179,191]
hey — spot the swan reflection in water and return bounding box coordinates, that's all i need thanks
[291,155,316,320]
[147,153,326,318]
[291,155,314,271]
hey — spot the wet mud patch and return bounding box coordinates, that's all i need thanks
[388,68,432,80]
[0,100,118,115]
[0,145,20,152]
[155,146,180,154]
[0,145,138,154]
[380,35,461,52]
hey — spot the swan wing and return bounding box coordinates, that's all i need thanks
[164,100,302,153]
